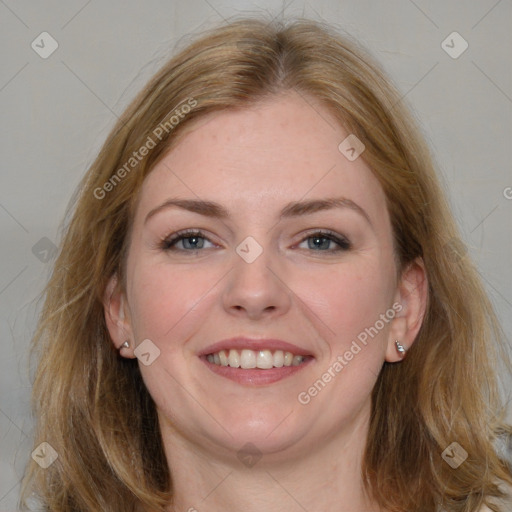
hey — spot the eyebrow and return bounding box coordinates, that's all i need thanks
[144,197,372,226]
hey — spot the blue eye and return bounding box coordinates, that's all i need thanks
[298,231,351,252]
[160,229,351,253]
[161,230,214,251]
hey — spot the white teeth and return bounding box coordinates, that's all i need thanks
[256,350,273,369]
[292,355,304,366]
[219,350,228,366]
[206,348,308,369]
[273,350,284,367]
[240,349,256,368]
[228,349,240,368]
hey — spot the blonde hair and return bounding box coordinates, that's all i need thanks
[21,16,512,512]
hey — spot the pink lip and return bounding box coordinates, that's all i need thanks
[201,358,314,385]
[198,337,315,386]
[198,337,313,357]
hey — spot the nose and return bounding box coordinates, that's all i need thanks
[221,246,292,321]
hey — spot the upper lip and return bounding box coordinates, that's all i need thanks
[198,337,313,357]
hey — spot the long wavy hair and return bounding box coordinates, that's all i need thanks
[21,16,512,512]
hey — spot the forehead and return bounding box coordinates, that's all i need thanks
[135,91,388,225]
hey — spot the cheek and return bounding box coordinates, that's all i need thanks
[128,253,396,344]
[127,259,222,341]
[294,259,396,354]
[294,263,396,412]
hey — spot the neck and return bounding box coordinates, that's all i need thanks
[161,401,383,512]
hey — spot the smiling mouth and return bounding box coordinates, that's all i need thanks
[205,349,311,369]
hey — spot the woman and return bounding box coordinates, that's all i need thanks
[21,16,512,512]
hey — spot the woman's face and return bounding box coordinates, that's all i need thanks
[112,91,417,462]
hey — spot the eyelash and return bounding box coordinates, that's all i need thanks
[159,229,351,254]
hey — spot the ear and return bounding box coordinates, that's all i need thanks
[385,257,428,362]
[104,274,136,358]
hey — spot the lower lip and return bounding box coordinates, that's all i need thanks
[200,357,314,385]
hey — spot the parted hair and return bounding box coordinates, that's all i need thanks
[21,16,512,512]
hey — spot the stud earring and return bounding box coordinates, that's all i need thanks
[120,340,130,350]
[395,340,406,358]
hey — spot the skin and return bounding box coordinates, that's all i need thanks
[105,90,427,512]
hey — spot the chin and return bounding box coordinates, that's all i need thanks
[201,406,316,460]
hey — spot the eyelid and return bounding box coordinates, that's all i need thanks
[294,228,351,251]
[159,229,218,250]
[159,228,351,253]
[297,228,349,242]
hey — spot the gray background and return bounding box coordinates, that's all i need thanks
[1,1,511,509]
